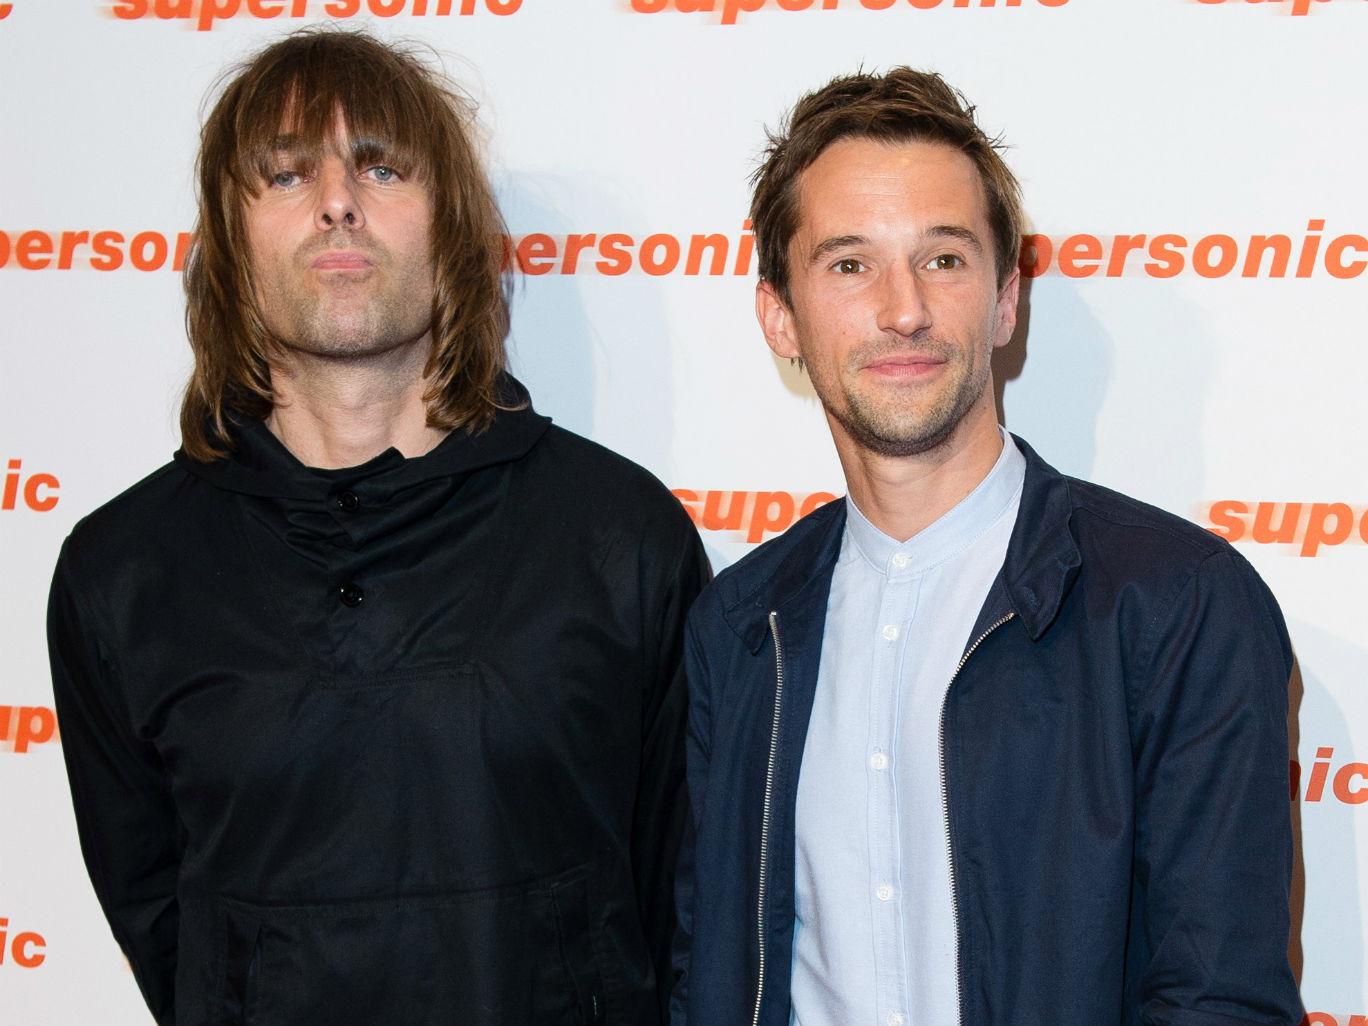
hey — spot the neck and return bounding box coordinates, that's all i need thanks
[265,336,448,470]
[832,394,1004,543]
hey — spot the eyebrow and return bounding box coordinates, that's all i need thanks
[808,235,867,265]
[267,132,402,167]
[927,224,985,252]
[807,225,986,266]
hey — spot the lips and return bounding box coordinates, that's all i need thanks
[863,355,946,377]
[310,250,372,270]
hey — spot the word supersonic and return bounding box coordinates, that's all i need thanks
[0,706,58,753]
[0,920,45,970]
[1292,747,1368,805]
[631,0,1068,24]
[673,489,838,543]
[110,0,520,31]
[1199,0,1332,15]
[1205,500,1368,557]
[508,226,754,277]
[9,224,1366,281]
[0,229,192,272]
[1023,223,1367,280]
[2,460,59,513]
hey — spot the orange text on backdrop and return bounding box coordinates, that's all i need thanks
[0,922,45,970]
[108,0,521,31]
[1292,749,1368,805]
[673,489,838,543]
[1204,501,1368,557]
[0,706,59,754]
[630,0,1069,27]
[1198,0,1331,17]
[8,225,1366,280]
[2,461,59,513]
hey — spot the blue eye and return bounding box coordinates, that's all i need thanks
[368,166,399,183]
[270,170,300,188]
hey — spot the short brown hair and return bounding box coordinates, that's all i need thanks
[180,29,511,461]
[750,68,1026,304]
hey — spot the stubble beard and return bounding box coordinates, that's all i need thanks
[821,335,992,459]
[257,230,434,362]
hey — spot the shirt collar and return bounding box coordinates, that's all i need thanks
[843,430,1026,578]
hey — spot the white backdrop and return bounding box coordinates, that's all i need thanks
[2,1,1367,1022]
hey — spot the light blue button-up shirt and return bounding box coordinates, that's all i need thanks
[791,433,1025,1026]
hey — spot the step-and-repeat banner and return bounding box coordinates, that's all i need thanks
[2,1,1366,1022]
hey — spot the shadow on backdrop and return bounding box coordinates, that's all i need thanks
[495,174,675,469]
[994,269,1111,480]
[1290,655,1306,987]
[1284,621,1362,1006]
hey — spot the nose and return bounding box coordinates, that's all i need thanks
[314,158,365,232]
[875,261,932,339]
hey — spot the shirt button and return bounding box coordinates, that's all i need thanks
[888,1014,906,1026]
[334,490,360,513]
[881,624,898,641]
[338,583,365,607]
[876,883,895,902]
[891,552,908,569]
[869,752,889,771]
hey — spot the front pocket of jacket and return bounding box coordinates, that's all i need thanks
[216,865,601,1026]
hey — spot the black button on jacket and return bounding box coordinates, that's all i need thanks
[47,383,709,1026]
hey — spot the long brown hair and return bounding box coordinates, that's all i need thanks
[180,29,512,461]
[750,68,1026,306]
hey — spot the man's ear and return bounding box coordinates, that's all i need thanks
[756,279,801,361]
[992,266,1020,350]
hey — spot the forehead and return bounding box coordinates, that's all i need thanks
[793,136,989,239]
[268,110,361,156]
[232,74,429,177]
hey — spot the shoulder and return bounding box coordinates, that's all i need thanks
[1052,477,1295,712]
[1016,436,1225,581]
[712,497,842,601]
[1064,475,1229,569]
[61,459,193,576]
[690,498,844,635]
[1055,473,1281,634]
[53,458,201,634]
[526,424,700,552]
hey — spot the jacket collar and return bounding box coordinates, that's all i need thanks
[721,433,1081,653]
[998,435,1082,640]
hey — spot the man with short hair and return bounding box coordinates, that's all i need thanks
[672,69,1302,1026]
[48,31,705,1026]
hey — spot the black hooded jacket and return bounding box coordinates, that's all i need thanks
[47,381,708,1026]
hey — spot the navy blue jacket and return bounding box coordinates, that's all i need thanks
[672,436,1302,1026]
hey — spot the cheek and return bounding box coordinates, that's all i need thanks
[930,287,997,337]
[793,314,857,376]
[395,212,436,280]
[244,214,287,274]
[807,302,865,354]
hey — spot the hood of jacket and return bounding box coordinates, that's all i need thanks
[171,374,552,551]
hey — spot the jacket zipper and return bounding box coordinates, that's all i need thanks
[753,610,786,1026]
[939,610,1014,1026]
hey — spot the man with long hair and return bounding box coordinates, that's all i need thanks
[47,30,706,1026]
[672,69,1301,1025]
